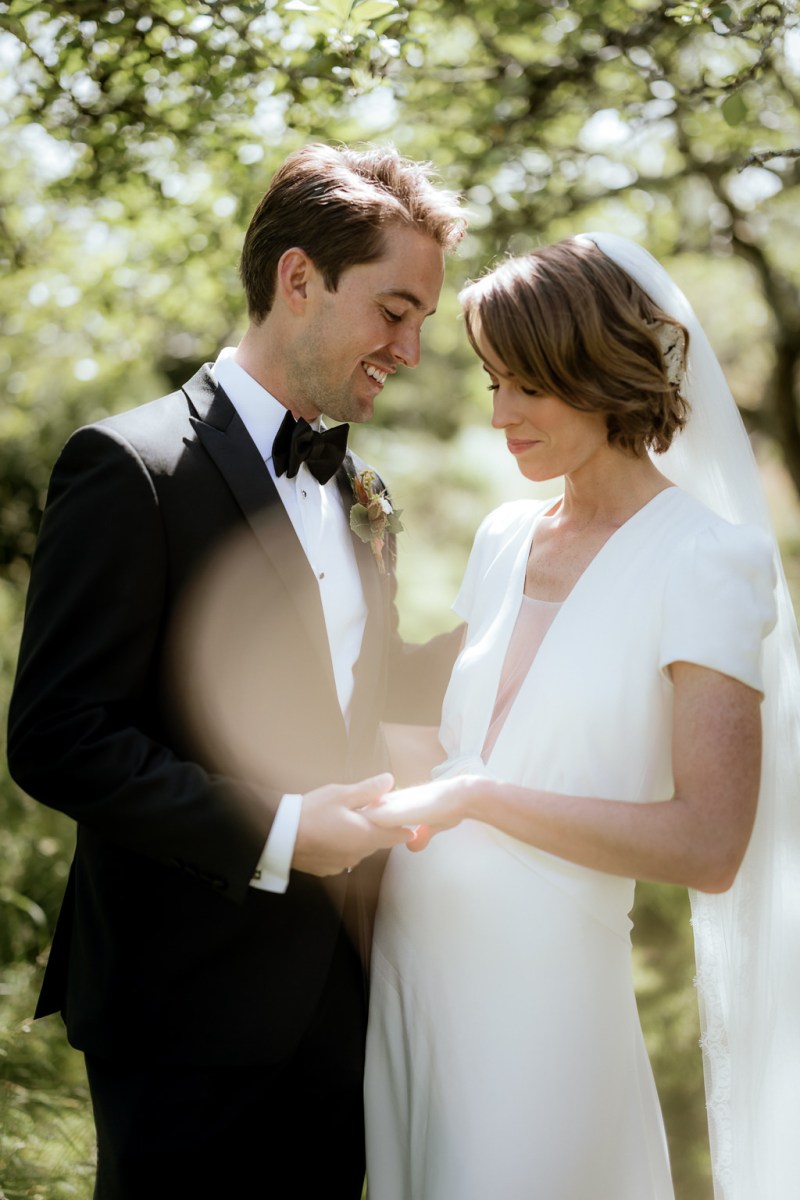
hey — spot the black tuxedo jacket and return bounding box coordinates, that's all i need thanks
[7,365,459,1066]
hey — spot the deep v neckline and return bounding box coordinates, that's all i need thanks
[478,487,679,764]
[482,593,563,761]
[522,486,678,605]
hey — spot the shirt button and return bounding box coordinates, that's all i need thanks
[301,489,307,498]
[319,571,325,580]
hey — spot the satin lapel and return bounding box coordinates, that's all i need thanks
[184,365,334,678]
[335,462,388,743]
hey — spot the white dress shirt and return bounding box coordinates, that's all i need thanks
[212,349,368,892]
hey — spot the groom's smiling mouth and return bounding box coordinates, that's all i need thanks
[363,362,390,387]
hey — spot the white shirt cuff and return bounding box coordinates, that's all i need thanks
[249,793,303,894]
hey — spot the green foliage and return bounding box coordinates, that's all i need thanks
[2,0,800,557]
[1,965,94,1200]
[633,883,712,1199]
[0,579,94,1198]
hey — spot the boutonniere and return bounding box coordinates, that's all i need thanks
[348,468,403,575]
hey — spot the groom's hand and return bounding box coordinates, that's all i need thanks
[292,773,409,876]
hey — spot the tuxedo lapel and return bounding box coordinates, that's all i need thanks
[335,462,390,762]
[184,365,335,686]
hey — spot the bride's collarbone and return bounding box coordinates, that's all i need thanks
[525,521,618,601]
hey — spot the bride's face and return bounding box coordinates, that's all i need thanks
[480,343,609,484]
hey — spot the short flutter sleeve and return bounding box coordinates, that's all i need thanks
[659,520,777,694]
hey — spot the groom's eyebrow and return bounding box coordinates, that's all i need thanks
[380,288,438,316]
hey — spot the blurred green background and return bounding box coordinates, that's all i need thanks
[2,1,800,1196]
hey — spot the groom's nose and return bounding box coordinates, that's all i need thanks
[389,324,421,369]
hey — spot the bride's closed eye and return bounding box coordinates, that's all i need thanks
[486,381,541,397]
[481,364,499,391]
[481,363,541,397]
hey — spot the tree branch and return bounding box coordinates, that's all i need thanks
[739,146,800,169]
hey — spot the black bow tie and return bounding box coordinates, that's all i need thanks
[272,411,349,485]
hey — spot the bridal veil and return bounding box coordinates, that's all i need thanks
[579,232,800,1200]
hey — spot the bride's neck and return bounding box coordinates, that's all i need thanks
[557,453,672,531]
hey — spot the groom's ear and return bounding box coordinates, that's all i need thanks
[277,247,315,314]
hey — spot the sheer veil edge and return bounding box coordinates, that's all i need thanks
[581,232,800,1200]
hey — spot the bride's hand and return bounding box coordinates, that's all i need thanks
[366,775,483,847]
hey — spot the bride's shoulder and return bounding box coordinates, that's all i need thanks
[666,488,773,556]
[463,498,554,578]
[457,498,552,611]
[661,488,776,606]
[476,496,553,541]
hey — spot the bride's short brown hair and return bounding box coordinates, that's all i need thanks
[460,238,689,456]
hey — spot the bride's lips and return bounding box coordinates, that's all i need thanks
[506,438,542,455]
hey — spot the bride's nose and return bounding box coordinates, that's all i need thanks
[491,383,520,429]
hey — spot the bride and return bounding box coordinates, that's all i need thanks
[364,234,800,1199]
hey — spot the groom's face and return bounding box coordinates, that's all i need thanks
[289,223,445,424]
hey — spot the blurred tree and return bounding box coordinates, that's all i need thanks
[1,1,799,571]
[405,0,800,484]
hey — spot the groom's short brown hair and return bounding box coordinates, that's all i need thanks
[240,143,466,323]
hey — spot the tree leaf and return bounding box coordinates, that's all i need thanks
[352,0,399,20]
[319,0,354,22]
[721,92,748,126]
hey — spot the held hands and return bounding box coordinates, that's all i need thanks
[294,773,483,876]
[293,773,410,877]
[366,776,481,852]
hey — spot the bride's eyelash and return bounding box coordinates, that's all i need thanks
[485,382,540,396]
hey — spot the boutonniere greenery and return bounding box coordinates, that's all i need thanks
[348,468,403,575]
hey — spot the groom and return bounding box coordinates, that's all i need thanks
[7,144,465,1198]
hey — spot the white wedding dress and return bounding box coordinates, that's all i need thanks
[365,488,776,1200]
